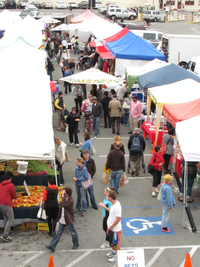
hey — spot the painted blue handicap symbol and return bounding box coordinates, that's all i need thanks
[121,216,175,236]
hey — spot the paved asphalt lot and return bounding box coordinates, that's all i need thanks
[0,9,200,267]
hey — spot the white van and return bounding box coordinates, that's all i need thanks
[131,29,163,41]
[185,57,200,76]
[95,1,102,9]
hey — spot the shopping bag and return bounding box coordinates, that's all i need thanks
[119,173,124,187]
[37,199,47,220]
[91,144,96,155]
[124,172,129,184]
[81,168,93,190]
[161,144,166,155]
[101,171,110,185]
[194,173,200,190]
[65,150,70,162]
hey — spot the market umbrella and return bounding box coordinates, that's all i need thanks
[51,23,77,31]
[60,68,121,85]
[37,16,60,24]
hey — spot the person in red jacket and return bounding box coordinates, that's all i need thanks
[0,171,17,242]
[150,146,164,197]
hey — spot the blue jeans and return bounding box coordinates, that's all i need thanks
[93,116,100,137]
[161,204,170,228]
[76,185,87,213]
[74,44,79,55]
[110,170,123,194]
[180,177,194,198]
[49,222,79,249]
[47,70,53,81]
[124,109,130,125]
[86,184,97,207]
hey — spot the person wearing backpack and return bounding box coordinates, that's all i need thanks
[150,146,164,197]
[128,128,146,176]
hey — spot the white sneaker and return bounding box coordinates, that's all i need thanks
[94,136,97,139]
[152,191,156,197]
[76,144,79,148]
[155,188,159,193]
[107,250,116,258]
[70,143,74,146]
[100,242,110,249]
[108,254,117,263]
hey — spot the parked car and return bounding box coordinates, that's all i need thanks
[20,9,34,17]
[78,1,88,9]
[185,57,200,76]
[94,1,102,9]
[69,2,78,8]
[25,4,39,16]
[55,1,67,8]
[41,1,53,8]
[98,2,116,13]
[31,1,41,8]
[0,0,5,8]
[143,10,165,22]
[107,7,136,20]
[17,0,29,8]
[5,0,16,8]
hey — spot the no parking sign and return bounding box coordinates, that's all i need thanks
[116,249,145,267]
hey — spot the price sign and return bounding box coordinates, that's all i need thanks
[23,180,30,196]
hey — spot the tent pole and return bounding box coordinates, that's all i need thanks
[54,158,58,187]
[183,161,188,229]
[171,135,177,176]
[147,94,151,122]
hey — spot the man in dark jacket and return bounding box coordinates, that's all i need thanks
[83,149,98,210]
[91,96,103,139]
[46,187,79,252]
[106,141,125,194]
[54,91,67,131]
[0,171,17,242]
[66,107,80,147]
[128,128,146,176]
[101,91,111,128]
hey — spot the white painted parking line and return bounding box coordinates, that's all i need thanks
[65,250,94,267]
[128,176,152,180]
[146,248,165,267]
[178,246,199,267]
[19,251,45,267]
[92,137,129,140]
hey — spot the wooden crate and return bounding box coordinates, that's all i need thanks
[6,162,18,168]
[25,222,38,231]
[13,224,26,232]
[0,163,5,171]
[38,222,49,232]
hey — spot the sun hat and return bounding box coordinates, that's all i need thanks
[163,174,173,183]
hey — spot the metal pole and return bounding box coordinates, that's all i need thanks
[90,0,92,10]
[183,161,188,228]
[171,135,177,175]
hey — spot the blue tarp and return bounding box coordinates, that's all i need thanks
[138,63,200,91]
[106,31,166,61]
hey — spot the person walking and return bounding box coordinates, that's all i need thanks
[128,95,141,134]
[115,81,126,107]
[122,91,131,126]
[150,145,164,197]
[0,172,17,242]
[110,136,125,154]
[74,36,79,55]
[73,157,89,216]
[79,132,92,157]
[99,187,113,249]
[91,96,103,139]
[106,189,122,263]
[47,58,54,81]
[66,107,80,147]
[54,137,66,185]
[108,95,122,135]
[67,40,72,60]
[82,149,98,210]
[163,128,174,174]
[72,84,84,114]
[64,66,72,95]
[102,59,111,73]
[54,91,67,131]
[161,174,175,233]
[43,177,59,236]
[128,128,146,176]
[101,91,111,128]
[45,187,79,252]
[106,141,125,194]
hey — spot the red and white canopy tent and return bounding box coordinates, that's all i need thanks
[70,10,97,23]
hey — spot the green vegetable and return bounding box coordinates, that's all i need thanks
[28,161,58,176]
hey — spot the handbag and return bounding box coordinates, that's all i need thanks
[81,167,93,190]
[119,173,124,187]
[65,150,70,162]
[161,136,171,155]
[37,198,47,220]
[101,171,110,185]
[91,144,96,155]
[122,101,130,109]
[120,115,124,125]
[147,155,156,174]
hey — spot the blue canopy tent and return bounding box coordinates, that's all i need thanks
[138,63,200,91]
[106,31,166,60]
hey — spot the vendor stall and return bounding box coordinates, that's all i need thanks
[141,122,168,146]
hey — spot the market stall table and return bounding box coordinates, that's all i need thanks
[141,122,168,146]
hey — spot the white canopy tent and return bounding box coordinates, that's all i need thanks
[176,115,200,162]
[51,23,78,31]
[38,16,60,24]
[0,15,43,48]
[147,79,200,144]
[0,9,21,30]
[0,37,55,160]
[92,22,122,41]
[60,68,121,85]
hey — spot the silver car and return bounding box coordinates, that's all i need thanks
[107,7,136,20]
[143,10,165,22]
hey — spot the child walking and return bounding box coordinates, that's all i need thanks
[161,174,175,233]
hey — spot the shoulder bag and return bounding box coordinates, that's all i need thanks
[65,150,70,162]
[81,167,93,190]
[37,198,47,220]
[147,155,156,174]
[161,136,172,155]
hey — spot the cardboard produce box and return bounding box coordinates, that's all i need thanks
[25,222,38,231]
[13,224,26,232]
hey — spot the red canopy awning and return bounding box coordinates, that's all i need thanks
[103,27,129,43]
[96,46,114,59]
[70,10,96,23]
[163,98,200,127]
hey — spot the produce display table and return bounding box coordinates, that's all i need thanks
[141,122,168,146]
[0,175,48,186]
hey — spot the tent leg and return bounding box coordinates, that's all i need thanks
[183,162,188,229]
[54,158,58,187]
[171,136,177,176]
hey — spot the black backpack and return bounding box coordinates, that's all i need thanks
[131,135,141,153]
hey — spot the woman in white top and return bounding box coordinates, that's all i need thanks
[71,35,75,52]
[54,137,66,185]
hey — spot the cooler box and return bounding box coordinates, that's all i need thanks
[131,83,144,101]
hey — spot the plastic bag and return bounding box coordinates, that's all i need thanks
[194,173,200,190]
